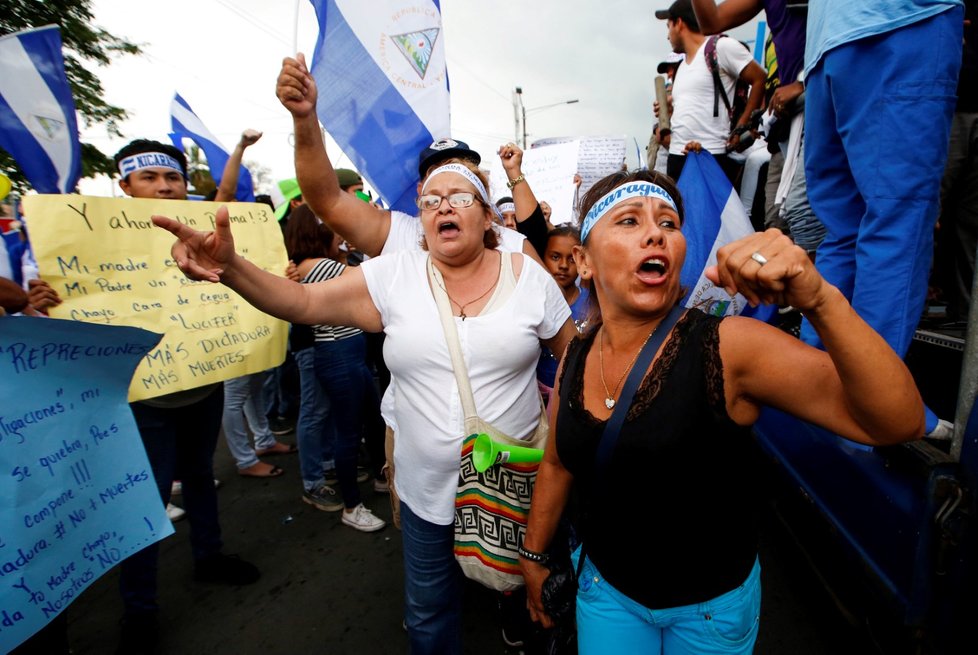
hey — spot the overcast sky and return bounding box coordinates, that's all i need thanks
[81,0,759,197]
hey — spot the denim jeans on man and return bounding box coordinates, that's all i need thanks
[120,385,224,613]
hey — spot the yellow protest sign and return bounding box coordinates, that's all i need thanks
[23,195,288,401]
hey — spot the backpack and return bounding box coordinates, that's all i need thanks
[703,34,751,133]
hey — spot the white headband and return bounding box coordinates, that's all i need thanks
[118,152,185,179]
[420,163,502,221]
[497,202,516,214]
[580,181,679,242]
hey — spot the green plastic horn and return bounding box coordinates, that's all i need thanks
[472,433,544,473]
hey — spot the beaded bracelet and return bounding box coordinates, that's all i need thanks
[518,544,549,564]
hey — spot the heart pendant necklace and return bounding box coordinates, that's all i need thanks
[598,326,656,410]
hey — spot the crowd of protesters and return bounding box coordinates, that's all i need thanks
[1,0,974,653]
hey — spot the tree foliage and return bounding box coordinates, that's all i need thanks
[0,0,141,192]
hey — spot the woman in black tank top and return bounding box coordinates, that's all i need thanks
[519,168,926,654]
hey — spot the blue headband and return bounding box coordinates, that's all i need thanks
[118,152,185,179]
[580,181,679,242]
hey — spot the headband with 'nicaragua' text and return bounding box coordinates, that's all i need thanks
[117,152,186,179]
[580,181,679,243]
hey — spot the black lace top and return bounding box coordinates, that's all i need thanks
[556,309,760,609]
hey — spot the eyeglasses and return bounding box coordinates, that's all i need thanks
[416,192,479,212]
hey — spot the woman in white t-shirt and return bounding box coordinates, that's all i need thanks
[153,159,577,654]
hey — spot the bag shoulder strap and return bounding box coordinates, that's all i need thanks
[595,305,685,477]
[704,34,732,118]
[427,256,479,420]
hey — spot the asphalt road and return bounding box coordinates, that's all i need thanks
[24,437,881,655]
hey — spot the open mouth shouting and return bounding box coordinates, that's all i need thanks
[637,256,669,284]
[437,220,460,237]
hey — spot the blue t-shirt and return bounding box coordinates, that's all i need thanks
[806,0,962,75]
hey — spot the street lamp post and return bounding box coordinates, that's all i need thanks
[513,87,579,149]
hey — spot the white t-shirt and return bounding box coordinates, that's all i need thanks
[382,210,526,256]
[378,210,528,433]
[669,37,753,155]
[361,249,569,525]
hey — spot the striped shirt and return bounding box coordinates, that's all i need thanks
[300,258,361,342]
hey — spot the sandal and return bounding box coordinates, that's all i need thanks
[238,462,284,478]
[255,443,298,456]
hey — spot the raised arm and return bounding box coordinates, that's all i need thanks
[707,229,925,445]
[276,54,392,256]
[214,129,262,203]
[498,143,549,257]
[153,206,382,331]
[690,0,763,34]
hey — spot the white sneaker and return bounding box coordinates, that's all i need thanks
[341,503,386,532]
[166,503,186,522]
[925,419,954,441]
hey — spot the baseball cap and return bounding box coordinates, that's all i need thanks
[417,138,481,178]
[656,52,685,73]
[335,168,363,189]
[654,0,700,31]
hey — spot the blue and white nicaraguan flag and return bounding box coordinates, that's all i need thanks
[0,25,82,194]
[308,0,450,214]
[169,93,255,201]
[678,152,775,321]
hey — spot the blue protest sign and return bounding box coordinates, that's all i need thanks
[0,316,170,652]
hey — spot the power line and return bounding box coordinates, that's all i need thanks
[212,0,292,47]
[446,56,511,105]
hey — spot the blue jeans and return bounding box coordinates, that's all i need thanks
[120,385,225,614]
[312,334,384,508]
[801,7,963,357]
[781,133,826,254]
[400,501,463,654]
[263,352,299,418]
[295,347,336,489]
[576,551,761,655]
[223,372,277,469]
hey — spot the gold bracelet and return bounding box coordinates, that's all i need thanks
[507,174,525,190]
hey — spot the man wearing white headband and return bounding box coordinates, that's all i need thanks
[115,139,190,200]
[27,137,261,655]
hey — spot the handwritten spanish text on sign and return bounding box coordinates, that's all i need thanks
[23,196,289,402]
[0,317,171,653]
